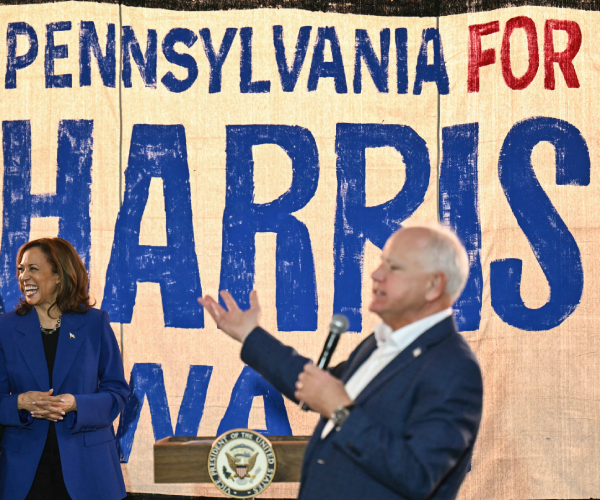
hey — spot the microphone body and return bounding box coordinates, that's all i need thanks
[300,314,349,411]
[316,333,341,370]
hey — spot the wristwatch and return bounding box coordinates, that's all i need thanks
[331,403,355,430]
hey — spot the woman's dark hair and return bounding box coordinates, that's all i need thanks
[15,237,95,316]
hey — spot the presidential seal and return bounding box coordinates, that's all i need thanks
[208,429,277,498]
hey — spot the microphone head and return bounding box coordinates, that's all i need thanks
[329,314,349,335]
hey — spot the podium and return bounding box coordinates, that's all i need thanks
[154,436,310,483]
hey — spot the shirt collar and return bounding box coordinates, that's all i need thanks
[373,308,453,351]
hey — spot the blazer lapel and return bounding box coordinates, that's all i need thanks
[341,335,377,383]
[52,313,87,393]
[353,316,457,406]
[15,310,50,391]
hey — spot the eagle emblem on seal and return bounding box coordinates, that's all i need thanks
[226,452,259,479]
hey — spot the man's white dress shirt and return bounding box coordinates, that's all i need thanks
[321,308,453,438]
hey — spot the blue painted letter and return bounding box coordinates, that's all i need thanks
[45,22,72,88]
[116,363,213,462]
[79,21,116,87]
[161,28,198,93]
[439,123,482,331]
[491,117,589,330]
[6,23,38,89]
[220,125,319,331]
[307,27,347,93]
[240,27,270,93]
[217,367,292,436]
[396,28,408,94]
[102,125,203,328]
[0,120,93,312]
[413,28,449,95]
[354,28,389,94]
[334,124,430,330]
[273,25,312,92]
[199,28,237,94]
[122,26,157,88]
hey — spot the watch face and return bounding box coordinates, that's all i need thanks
[333,407,350,426]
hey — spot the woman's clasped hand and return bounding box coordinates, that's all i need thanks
[17,389,76,422]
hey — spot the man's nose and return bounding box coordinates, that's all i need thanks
[371,265,384,281]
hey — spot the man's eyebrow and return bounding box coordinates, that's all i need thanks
[383,256,403,267]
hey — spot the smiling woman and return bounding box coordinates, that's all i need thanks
[16,239,92,324]
[0,237,130,500]
[18,246,60,313]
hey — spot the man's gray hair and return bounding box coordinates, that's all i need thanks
[416,223,470,301]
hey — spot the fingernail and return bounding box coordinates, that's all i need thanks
[61,412,65,415]
[32,402,35,405]
[59,417,63,420]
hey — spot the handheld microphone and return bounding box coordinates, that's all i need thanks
[300,314,349,411]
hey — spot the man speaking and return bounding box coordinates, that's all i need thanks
[198,224,483,500]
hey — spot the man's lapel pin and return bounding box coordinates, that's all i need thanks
[70,333,75,339]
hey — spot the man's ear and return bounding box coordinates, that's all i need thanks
[425,272,447,302]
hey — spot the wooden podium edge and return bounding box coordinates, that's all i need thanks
[154,436,310,484]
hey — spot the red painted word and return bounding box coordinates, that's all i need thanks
[468,17,582,92]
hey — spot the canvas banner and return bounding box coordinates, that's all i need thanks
[0,1,597,498]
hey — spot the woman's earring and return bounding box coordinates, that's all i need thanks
[57,282,61,288]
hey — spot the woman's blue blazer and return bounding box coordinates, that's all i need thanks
[0,308,130,500]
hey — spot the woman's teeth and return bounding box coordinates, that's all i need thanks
[24,286,38,296]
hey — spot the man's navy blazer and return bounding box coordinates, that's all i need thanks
[0,308,130,500]
[242,316,483,500]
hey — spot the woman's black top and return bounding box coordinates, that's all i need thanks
[40,326,60,458]
[25,327,72,500]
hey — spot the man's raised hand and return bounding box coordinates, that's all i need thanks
[198,290,261,343]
